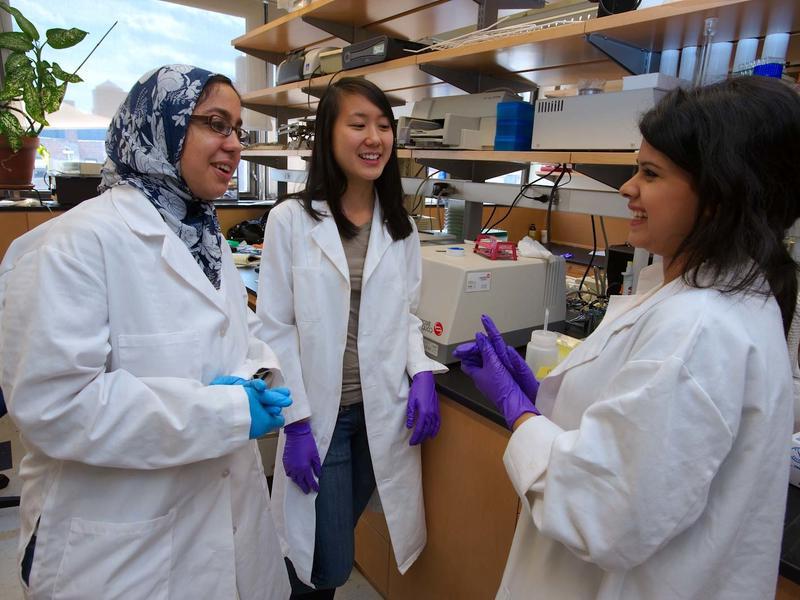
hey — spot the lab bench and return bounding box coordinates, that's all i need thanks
[240,265,799,598]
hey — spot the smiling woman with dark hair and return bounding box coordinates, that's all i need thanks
[456,75,800,600]
[257,76,447,598]
[0,64,291,600]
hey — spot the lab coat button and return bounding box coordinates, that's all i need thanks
[221,468,230,478]
[219,324,228,336]
[233,526,238,534]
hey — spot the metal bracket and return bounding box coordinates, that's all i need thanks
[473,0,546,28]
[586,32,661,75]
[419,64,534,94]
[301,16,371,44]
[241,104,310,120]
[412,157,526,182]
[235,47,286,66]
[572,163,637,190]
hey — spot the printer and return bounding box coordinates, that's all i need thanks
[397,91,519,149]
[416,245,566,364]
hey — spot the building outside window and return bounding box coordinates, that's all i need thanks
[10,0,262,197]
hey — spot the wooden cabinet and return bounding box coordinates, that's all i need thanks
[0,206,267,263]
[354,395,519,600]
[0,210,61,261]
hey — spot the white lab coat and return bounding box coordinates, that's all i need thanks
[0,186,290,600]
[256,198,446,585]
[497,267,792,599]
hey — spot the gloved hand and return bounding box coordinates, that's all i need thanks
[406,371,441,445]
[454,317,541,405]
[460,333,539,430]
[283,421,321,494]
[481,314,540,402]
[210,376,292,438]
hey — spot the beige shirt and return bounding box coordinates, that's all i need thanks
[340,222,371,406]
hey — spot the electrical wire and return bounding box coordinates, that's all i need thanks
[544,167,567,248]
[481,170,553,234]
[410,170,442,215]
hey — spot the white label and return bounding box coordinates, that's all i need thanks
[374,43,385,55]
[465,271,491,293]
[423,339,439,357]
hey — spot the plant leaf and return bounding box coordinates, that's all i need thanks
[0,111,26,152]
[0,83,21,103]
[0,3,39,41]
[51,62,82,84]
[45,27,87,50]
[5,52,30,73]
[22,81,45,125]
[0,31,33,52]
[43,82,67,114]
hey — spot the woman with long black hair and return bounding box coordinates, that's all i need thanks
[257,77,447,598]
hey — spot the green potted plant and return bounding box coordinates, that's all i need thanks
[0,2,100,187]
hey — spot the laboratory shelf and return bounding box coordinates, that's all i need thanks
[232,0,478,59]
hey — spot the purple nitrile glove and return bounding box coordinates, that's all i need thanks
[406,371,441,446]
[481,314,540,402]
[453,341,481,369]
[461,333,539,430]
[282,421,321,494]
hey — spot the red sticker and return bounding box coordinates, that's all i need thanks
[433,322,443,336]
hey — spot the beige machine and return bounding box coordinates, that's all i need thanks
[417,245,567,364]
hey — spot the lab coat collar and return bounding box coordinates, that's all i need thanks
[110,185,229,314]
[309,200,348,282]
[308,193,392,286]
[551,278,682,379]
[363,195,392,287]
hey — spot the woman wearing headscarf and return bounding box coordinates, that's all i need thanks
[0,64,291,600]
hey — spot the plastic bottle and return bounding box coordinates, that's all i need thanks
[526,330,560,380]
[621,260,634,295]
[540,229,549,244]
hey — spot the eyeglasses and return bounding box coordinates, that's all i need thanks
[189,114,250,145]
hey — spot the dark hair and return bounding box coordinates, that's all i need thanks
[290,77,411,241]
[639,76,800,333]
[197,74,240,104]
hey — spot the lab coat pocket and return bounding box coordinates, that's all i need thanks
[118,330,201,380]
[292,266,322,323]
[53,509,176,600]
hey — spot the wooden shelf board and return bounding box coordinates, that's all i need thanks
[409,149,570,163]
[570,151,638,165]
[243,148,312,158]
[586,0,800,51]
[239,147,638,167]
[232,0,474,55]
[416,22,595,75]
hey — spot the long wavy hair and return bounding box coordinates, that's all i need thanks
[289,77,411,241]
[639,76,800,333]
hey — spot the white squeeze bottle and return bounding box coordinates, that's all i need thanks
[526,330,559,380]
[525,309,559,379]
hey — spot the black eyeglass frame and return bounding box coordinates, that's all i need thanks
[188,114,250,145]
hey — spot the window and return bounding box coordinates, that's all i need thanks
[12,0,256,195]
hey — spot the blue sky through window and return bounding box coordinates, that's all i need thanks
[13,0,245,115]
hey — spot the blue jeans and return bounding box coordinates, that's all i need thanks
[287,402,377,594]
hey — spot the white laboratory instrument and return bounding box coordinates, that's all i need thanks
[530,75,683,150]
[303,46,338,78]
[398,91,519,149]
[417,245,566,363]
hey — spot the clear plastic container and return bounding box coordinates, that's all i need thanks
[526,330,559,380]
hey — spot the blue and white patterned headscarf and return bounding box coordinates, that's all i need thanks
[100,64,225,289]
